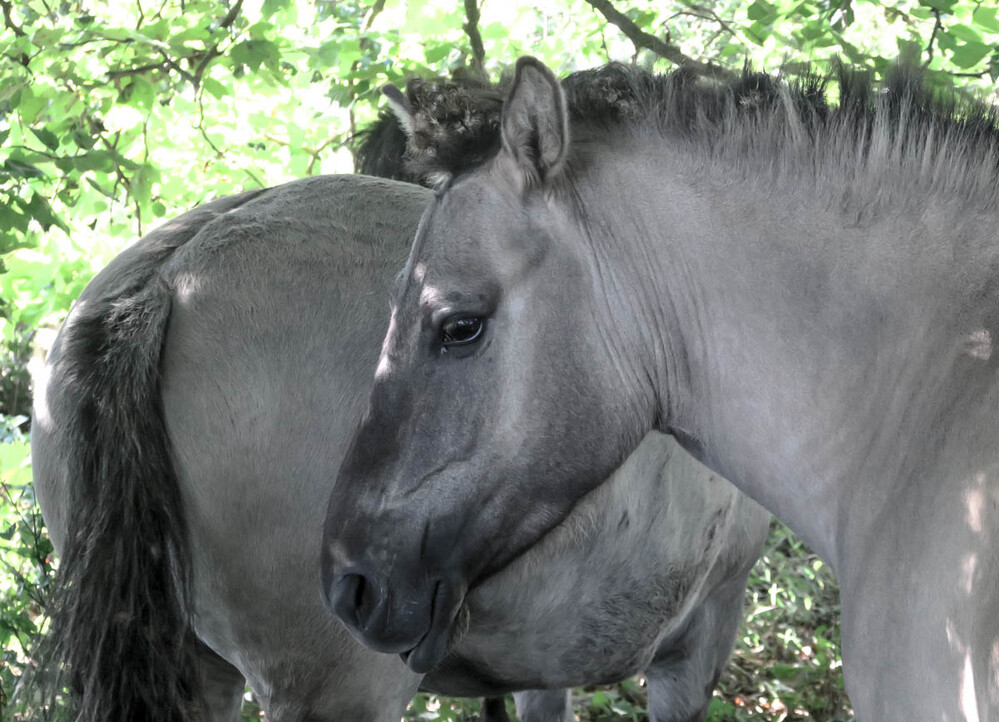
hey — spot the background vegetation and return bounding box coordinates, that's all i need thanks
[1,0,996,718]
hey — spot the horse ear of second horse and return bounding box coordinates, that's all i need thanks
[382,84,415,137]
[500,57,569,184]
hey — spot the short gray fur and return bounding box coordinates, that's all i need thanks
[32,173,768,720]
[323,58,999,720]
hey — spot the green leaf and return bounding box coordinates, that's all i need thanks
[248,21,275,41]
[73,151,115,173]
[262,0,290,17]
[972,7,999,33]
[13,86,46,124]
[130,163,158,205]
[424,44,451,63]
[29,127,59,151]
[21,193,67,232]
[798,20,826,41]
[202,77,228,99]
[746,21,772,44]
[314,40,339,66]
[482,22,507,40]
[951,41,991,68]
[231,40,282,72]
[790,1,816,18]
[747,0,778,22]
[0,202,30,233]
[948,23,984,43]
[1,159,45,180]
[120,78,155,109]
[632,10,656,28]
[85,177,117,199]
[170,24,212,44]
[936,28,958,51]
[919,0,958,11]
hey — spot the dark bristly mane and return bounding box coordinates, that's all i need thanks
[395,62,999,209]
[352,108,412,182]
[352,76,507,188]
[394,77,507,187]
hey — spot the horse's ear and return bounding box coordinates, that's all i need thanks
[382,84,415,137]
[501,57,568,182]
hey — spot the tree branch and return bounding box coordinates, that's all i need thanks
[363,0,386,31]
[192,0,243,87]
[217,0,242,32]
[923,9,943,68]
[582,0,733,81]
[681,2,738,38]
[0,0,25,37]
[106,60,172,79]
[462,0,488,83]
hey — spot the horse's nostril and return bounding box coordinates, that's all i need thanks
[329,570,383,632]
[353,573,376,622]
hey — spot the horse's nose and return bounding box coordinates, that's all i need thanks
[327,567,387,633]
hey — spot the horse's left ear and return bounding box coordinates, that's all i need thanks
[501,57,568,182]
[382,84,415,137]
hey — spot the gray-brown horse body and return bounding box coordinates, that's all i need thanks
[324,60,999,720]
[32,173,768,721]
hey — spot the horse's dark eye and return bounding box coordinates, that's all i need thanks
[441,316,484,349]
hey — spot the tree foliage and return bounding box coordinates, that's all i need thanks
[1,0,997,718]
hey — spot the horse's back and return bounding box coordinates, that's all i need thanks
[159,175,432,715]
[32,187,269,552]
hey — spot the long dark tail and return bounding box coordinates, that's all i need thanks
[25,191,266,720]
[33,275,198,720]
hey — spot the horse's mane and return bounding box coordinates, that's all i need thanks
[352,76,506,187]
[352,108,412,182]
[384,62,999,211]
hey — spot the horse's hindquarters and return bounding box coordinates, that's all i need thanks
[159,175,431,718]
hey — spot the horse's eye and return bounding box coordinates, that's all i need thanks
[441,316,484,349]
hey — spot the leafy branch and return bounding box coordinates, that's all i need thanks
[190,0,243,88]
[679,2,738,39]
[101,0,243,89]
[0,0,24,37]
[363,0,386,30]
[581,0,734,80]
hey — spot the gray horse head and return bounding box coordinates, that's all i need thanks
[322,52,999,721]
[322,58,660,672]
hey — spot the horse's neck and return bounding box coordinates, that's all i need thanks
[583,151,999,568]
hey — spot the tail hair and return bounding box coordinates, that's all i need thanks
[31,274,199,720]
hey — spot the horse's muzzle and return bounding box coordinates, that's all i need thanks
[323,563,463,673]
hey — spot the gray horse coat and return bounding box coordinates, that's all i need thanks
[322,59,999,721]
[31,173,768,721]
